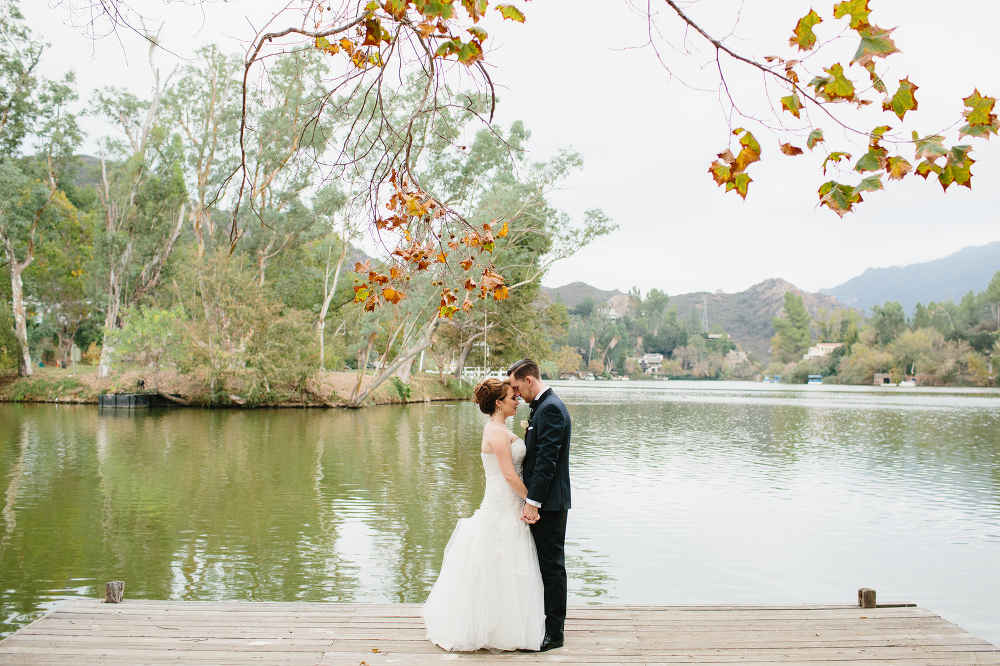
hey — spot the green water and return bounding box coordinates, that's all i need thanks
[2,380,999,644]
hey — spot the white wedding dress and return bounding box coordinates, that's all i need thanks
[422,436,545,652]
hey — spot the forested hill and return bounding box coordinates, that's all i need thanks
[668,279,852,360]
[820,241,1000,315]
[541,282,623,308]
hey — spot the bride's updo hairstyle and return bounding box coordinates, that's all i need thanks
[473,377,509,415]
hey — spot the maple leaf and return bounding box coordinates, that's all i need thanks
[461,0,489,21]
[497,221,509,237]
[939,145,975,190]
[382,287,405,304]
[854,144,888,173]
[886,156,912,180]
[708,162,731,185]
[915,160,939,180]
[459,257,474,271]
[438,305,459,319]
[864,62,887,94]
[493,285,510,301]
[362,17,391,47]
[789,9,822,51]
[780,93,802,119]
[807,129,825,150]
[464,278,477,291]
[780,143,804,156]
[851,26,898,68]
[813,64,855,102]
[851,175,883,197]
[734,129,761,172]
[960,89,999,139]
[818,181,862,217]
[912,132,949,163]
[461,297,475,313]
[423,0,456,20]
[833,0,871,30]
[495,4,525,22]
[883,78,918,121]
[354,260,372,274]
[390,266,402,279]
[467,27,488,44]
[435,252,447,263]
[821,152,852,175]
[729,173,752,199]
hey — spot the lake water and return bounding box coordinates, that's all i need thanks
[1,380,998,644]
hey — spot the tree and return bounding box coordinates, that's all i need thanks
[771,292,812,363]
[870,301,907,346]
[983,271,1000,330]
[553,345,582,376]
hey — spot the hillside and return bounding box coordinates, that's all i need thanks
[542,282,623,309]
[820,241,1000,314]
[668,279,855,360]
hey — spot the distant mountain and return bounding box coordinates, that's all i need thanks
[669,279,853,360]
[820,241,1000,314]
[542,282,623,309]
[547,278,854,361]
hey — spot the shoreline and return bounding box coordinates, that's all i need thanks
[0,367,471,408]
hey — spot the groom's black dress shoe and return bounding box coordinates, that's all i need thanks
[538,633,564,652]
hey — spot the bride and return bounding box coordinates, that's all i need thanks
[421,378,545,652]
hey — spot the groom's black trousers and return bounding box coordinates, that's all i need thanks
[530,509,568,640]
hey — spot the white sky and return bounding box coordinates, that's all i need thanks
[22,0,1000,296]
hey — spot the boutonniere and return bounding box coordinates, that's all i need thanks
[520,419,529,430]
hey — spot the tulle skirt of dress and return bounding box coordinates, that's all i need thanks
[421,508,545,651]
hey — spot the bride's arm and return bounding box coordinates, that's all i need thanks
[486,429,529,500]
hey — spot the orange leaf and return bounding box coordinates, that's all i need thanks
[780,143,804,156]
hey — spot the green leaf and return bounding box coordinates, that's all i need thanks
[818,181,862,217]
[912,132,949,163]
[864,62,887,94]
[833,0,872,30]
[822,151,852,174]
[727,173,752,199]
[384,0,407,18]
[423,0,456,20]
[780,93,802,119]
[915,160,939,180]
[467,26,488,43]
[789,10,822,51]
[495,4,526,22]
[851,175,883,197]
[883,77,918,120]
[854,146,886,173]
[812,64,855,102]
[961,89,998,139]
[851,25,898,67]
[959,120,999,140]
[807,128,825,150]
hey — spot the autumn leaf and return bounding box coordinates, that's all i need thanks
[960,89,999,139]
[790,9,822,51]
[780,143,804,156]
[493,285,509,301]
[467,26,488,44]
[912,132,949,163]
[833,0,871,30]
[851,175,883,197]
[495,4,525,22]
[734,128,761,172]
[822,151,852,174]
[939,145,975,190]
[382,287,405,304]
[854,143,888,173]
[423,0,456,20]
[459,257,474,271]
[435,252,447,263]
[464,278,477,291]
[461,0,489,21]
[354,260,372,274]
[439,305,459,319]
[497,221,509,237]
[362,17,391,46]
[728,173,751,199]
[883,78,918,120]
[461,297,475,313]
[818,181,862,217]
[851,26,898,68]
[886,156,912,180]
[807,129,825,150]
[481,269,504,291]
[864,62,887,94]
[780,93,802,119]
[812,64,855,102]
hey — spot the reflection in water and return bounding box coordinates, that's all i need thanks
[1,381,998,647]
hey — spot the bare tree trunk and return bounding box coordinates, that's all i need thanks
[318,234,348,370]
[451,336,479,381]
[348,316,441,408]
[0,224,34,377]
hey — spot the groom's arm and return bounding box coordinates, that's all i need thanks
[526,403,567,507]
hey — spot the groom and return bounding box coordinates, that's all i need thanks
[507,359,571,652]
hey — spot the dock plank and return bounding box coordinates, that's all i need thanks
[0,599,996,665]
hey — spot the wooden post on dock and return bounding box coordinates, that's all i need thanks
[105,581,125,604]
[858,587,876,608]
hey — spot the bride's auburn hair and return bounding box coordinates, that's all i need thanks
[473,377,510,415]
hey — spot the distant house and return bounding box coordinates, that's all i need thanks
[640,353,663,374]
[803,342,843,360]
[873,372,892,385]
[707,333,725,339]
[606,308,623,322]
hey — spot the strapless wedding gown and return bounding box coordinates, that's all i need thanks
[422,437,545,652]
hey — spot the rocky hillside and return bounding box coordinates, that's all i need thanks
[541,282,624,309]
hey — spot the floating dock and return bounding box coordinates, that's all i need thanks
[1,599,997,664]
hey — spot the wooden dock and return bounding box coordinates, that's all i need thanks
[1,599,997,665]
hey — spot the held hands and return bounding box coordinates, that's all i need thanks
[521,503,539,524]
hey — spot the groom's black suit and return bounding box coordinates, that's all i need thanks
[523,387,571,641]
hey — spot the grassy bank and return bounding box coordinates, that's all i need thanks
[0,366,471,408]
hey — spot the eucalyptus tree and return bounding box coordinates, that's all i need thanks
[91,35,188,377]
[0,2,83,375]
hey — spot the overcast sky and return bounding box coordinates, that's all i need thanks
[22,0,1000,296]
